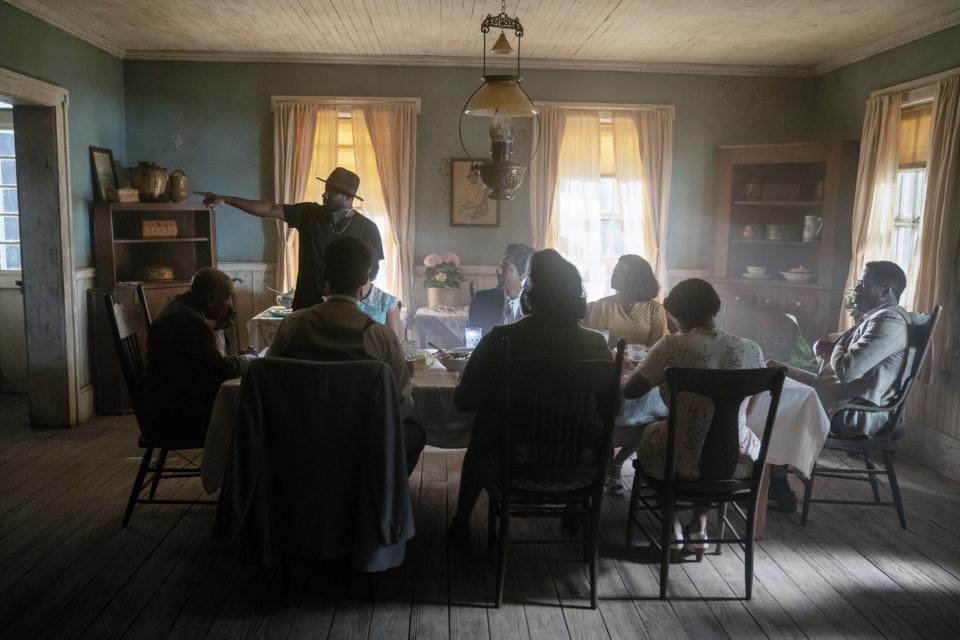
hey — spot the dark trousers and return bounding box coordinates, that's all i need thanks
[403,420,426,477]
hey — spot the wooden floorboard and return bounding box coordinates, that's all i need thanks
[2,393,960,639]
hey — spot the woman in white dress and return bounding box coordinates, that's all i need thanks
[621,278,765,558]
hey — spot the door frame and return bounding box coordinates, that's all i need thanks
[0,66,79,426]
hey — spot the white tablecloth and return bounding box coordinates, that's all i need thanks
[246,307,285,351]
[748,377,830,477]
[414,306,469,349]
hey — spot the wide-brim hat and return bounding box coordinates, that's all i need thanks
[317,166,363,201]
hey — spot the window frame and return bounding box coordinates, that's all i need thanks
[0,124,20,273]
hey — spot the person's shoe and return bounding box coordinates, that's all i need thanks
[768,476,798,514]
[768,488,798,513]
[448,518,470,545]
[669,519,685,562]
[684,530,710,562]
[605,476,625,496]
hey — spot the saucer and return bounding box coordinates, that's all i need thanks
[742,272,772,279]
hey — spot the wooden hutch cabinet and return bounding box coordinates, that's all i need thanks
[90,202,216,413]
[93,202,217,315]
[710,142,859,350]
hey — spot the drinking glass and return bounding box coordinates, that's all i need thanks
[626,343,648,364]
[464,326,482,348]
[401,340,418,376]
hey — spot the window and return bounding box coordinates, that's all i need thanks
[553,111,645,300]
[893,101,932,308]
[0,125,19,271]
[301,109,398,294]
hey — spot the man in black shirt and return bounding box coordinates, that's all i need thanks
[199,167,384,309]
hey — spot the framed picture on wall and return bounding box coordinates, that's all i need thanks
[450,159,499,226]
[89,146,118,202]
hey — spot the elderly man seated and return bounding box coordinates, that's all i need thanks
[268,236,425,475]
[144,268,254,441]
[766,260,911,511]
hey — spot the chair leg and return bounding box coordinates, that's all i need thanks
[123,447,154,527]
[800,470,815,526]
[589,495,603,609]
[149,448,168,500]
[745,498,756,600]
[864,451,881,504]
[716,502,728,556]
[624,471,641,551]
[487,496,498,558]
[494,500,510,608]
[659,498,674,600]
[883,451,908,530]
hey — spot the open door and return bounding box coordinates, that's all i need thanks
[13,105,73,427]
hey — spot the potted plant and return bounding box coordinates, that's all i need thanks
[423,252,465,308]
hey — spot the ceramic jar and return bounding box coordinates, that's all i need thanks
[127,161,169,202]
[167,169,189,202]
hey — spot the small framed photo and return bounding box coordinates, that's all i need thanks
[89,146,118,202]
[450,159,499,226]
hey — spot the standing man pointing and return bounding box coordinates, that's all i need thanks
[199,167,384,310]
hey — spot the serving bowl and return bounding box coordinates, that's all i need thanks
[438,347,473,372]
[745,265,767,275]
[780,270,815,283]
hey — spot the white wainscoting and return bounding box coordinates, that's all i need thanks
[219,262,278,347]
[412,264,499,311]
[73,268,97,422]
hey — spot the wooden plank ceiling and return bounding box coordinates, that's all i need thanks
[6,0,960,75]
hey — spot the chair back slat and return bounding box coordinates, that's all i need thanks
[104,291,150,426]
[498,337,624,486]
[662,367,785,486]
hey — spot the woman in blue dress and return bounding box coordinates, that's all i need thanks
[357,255,403,338]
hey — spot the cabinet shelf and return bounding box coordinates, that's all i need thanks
[114,237,210,244]
[731,239,818,246]
[733,200,823,207]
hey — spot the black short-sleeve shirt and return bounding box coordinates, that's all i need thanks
[283,202,384,310]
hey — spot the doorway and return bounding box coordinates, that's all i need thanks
[0,99,28,394]
[0,67,79,428]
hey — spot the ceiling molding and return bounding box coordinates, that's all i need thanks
[812,17,960,76]
[5,0,125,58]
[124,50,811,78]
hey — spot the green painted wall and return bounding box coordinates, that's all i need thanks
[123,60,815,267]
[0,3,126,268]
[816,24,960,140]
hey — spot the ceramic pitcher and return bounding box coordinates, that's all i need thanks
[803,215,823,242]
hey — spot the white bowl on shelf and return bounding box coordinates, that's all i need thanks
[745,265,767,275]
[780,271,816,283]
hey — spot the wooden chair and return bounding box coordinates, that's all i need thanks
[104,291,215,527]
[486,338,624,609]
[625,366,785,600]
[797,306,941,530]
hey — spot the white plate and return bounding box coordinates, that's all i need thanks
[742,272,772,279]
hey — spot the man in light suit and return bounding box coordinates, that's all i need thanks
[468,243,534,336]
[766,260,912,511]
